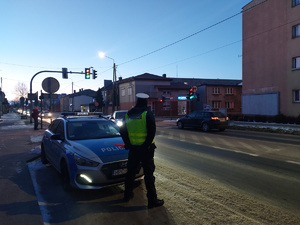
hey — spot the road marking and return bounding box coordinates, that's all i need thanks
[218,138,235,149]
[28,159,51,225]
[286,161,300,165]
[179,133,185,141]
[168,131,174,139]
[203,136,215,145]
[191,134,198,142]
[237,141,257,152]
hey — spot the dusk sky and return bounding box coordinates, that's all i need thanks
[1,0,251,101]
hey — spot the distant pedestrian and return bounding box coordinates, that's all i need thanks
[120,93,164,209]
[31,107,39,130]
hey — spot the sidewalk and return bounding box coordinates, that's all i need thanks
[229,121,300,135]
[0,113,44,224]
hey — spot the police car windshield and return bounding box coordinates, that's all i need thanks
[67,120,121,140]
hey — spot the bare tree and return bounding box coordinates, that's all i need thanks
[14,82,28,100]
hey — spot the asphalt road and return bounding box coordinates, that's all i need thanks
[1,113,300,224]
[155,126,300,212]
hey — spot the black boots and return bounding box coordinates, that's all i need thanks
[123,192,134,202]
[124,193,164,209]
[148,198,164,209]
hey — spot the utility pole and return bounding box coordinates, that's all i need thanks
[112,63,117,112]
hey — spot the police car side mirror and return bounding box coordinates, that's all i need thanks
[51,134,64,141]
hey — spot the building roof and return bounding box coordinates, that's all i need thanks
[118,73,172,84]
[198,79,242,86]
[171,78,242,86]
[69,89,96,98]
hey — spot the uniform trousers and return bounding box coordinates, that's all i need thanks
[125,146,157,201]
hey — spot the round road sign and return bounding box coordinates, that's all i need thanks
[42,77,60,93]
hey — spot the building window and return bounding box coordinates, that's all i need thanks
[212,101,221,109]
[212,87,220,94]
[292,0,300,7]
[292,24,300,38]
[292,57,300,70]
[226,87,233,94]
[121,88,125,97]
[294,90,300,102]
[225,101,234,109]
[128,87,132,96]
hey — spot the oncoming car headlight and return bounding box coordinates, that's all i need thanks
[73,153,99,167]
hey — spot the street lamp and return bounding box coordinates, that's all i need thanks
[99,52,117,112]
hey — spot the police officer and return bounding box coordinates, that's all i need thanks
[120,93,164,209]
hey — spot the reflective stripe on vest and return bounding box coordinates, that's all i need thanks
[126,111,148,145]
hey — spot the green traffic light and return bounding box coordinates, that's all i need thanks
[85,68,90,79]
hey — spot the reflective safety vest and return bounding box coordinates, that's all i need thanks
[126,111,154,145]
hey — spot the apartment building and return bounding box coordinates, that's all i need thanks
[242,0,300,117]
[196,80,242,117]
[117,74,242,117]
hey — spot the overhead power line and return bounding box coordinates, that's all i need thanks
[118,1,267,67]
[118,12,241,66]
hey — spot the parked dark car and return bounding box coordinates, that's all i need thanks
[41,112,143,191]
[177,110,229,132]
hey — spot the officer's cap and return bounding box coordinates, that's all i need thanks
[136,93,149,99]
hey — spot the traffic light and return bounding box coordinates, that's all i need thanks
[20,97,24,106]
[62,68,68,79]
[189,88,194,99]
[93,70,97,79]
[85,68,90,79]
[196,93,200,101]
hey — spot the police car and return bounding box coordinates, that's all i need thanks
[41,112,143,191]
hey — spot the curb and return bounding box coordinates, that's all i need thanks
[228,125,300,135]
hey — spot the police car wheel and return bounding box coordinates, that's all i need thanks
[61,161,72,191]
[41,146,48,164]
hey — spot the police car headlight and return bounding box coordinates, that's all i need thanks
[73,153,99,167]
[116,121,123,127]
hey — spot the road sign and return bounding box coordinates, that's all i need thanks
[42,94,58,99]
[192,85,198,93]
[42,77,60,93]
[28,93,37,100]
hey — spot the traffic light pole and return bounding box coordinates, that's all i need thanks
[29,70,84,123]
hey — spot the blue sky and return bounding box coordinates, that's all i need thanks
[0,0,251,101]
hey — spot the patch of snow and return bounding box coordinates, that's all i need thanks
[30,147,41,154]
[31,134,43,143]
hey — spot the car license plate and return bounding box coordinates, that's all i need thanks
[112,168,128,176]
[219,118,225,122]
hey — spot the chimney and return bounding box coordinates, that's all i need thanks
[119,77,122,81]
[162,74,166,78]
